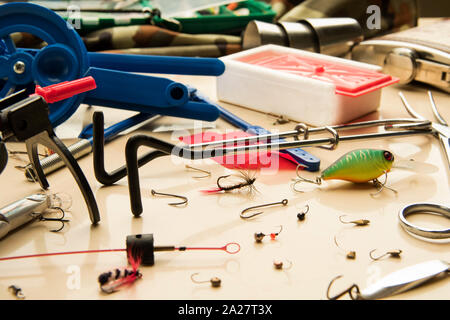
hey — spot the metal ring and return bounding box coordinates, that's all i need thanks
[399,203,450,240]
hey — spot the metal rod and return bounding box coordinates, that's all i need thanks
[189,118,430,150]
[192,129,431,156]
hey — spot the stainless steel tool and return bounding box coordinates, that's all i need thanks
[360,260,449,300]
[399,203,450,240]
[351,20,450,92]
[328,260,449,300]
[242,18,363,57]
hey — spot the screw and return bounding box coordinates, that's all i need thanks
[13,61,26,74]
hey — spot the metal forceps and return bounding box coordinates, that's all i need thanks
[399,203,450,240]
[398,91,450,170]
[189,91,449,169]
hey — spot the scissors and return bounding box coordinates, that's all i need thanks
[399,203,450,240]
[399,91,450,170]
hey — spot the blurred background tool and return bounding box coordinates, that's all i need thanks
[0,2,225,128]
[242,18,363,56]
[352,19,450,93]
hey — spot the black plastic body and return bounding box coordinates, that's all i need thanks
[0,90,100,224]
[92,110,228,217]
[126,233,155,266]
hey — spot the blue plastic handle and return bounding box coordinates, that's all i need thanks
[0,2,225,127]
[88,52,225,76]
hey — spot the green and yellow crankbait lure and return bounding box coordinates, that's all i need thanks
[293,149,397,195]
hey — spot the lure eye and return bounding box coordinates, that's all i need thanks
[383,151,394,162]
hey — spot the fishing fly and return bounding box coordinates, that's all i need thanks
[98,249,143,294]
[202,171,257,194]
[292,149,397,196]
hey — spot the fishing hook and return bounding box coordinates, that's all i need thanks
[273,259,293,270]
[334,235,356,260]
[369,249,403,261]
[190,273,221,287]
[240,199,288,219]
[297,204,310,221]
[217,175,232,189]
[185,165,211,179]
[339,215,370,226]
[35,207,69,232]
[326,275,360,300]
[151,190,188,206]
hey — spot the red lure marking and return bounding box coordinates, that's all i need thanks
[101,247,143,293]
[179,131,298,170]
[200,187,223,194]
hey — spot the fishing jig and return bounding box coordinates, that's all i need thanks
[185,165,211,179]
[326,260,449,300]
[0,193,72,239]
[273,259,293,270]
[8,285,25,299]
[0,234,240,267]
[240,199,289,219]
[292,149,397,195]
[297,205,310,221]
[339,215,370,226]
[369,249,403,261]
[254,226,283,243]
[98,249,143,294]
[202,171,257,194]
[334,235,356,260]
[151,189,188,206]
[191,273,222,288]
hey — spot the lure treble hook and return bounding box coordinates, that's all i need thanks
[35,207,70,233]
[370,171,398,197]
[240,199,288,219]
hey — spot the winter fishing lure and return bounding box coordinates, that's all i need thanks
[292,149,397,195]
[98,251,142,294]
[202,171,257,194]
